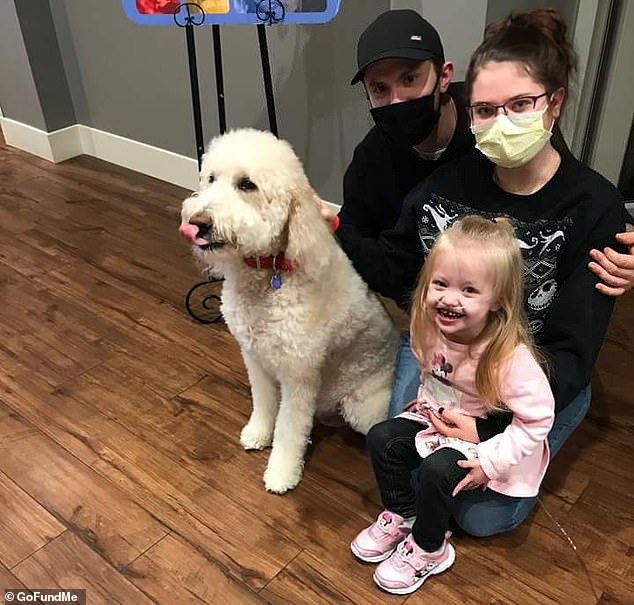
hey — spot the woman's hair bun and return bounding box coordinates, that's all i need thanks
[486,8,568,46]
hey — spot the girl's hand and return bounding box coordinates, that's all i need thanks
[589,229,634,296]
[452,459,489,496]
[428,408,479,443]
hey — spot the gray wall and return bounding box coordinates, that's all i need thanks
[390,1,581,90]
[13,0,76,131]
[486,0,579,29]
[0,0,47,130]
[42,0,389,202]
[390,0,488,80]
[7,1,626,197]
[586,0,634,184]
[3,0,488,200]
[0,0,388,202]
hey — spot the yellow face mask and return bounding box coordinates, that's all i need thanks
[471,108,554,168]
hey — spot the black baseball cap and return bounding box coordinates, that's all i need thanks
[351,9,445,85]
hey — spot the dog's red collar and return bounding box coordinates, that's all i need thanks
[243,254,295,272]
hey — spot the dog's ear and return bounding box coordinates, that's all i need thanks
[285,184,336,277]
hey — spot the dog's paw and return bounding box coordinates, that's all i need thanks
[240,421,273,450]
[263,458,303,494]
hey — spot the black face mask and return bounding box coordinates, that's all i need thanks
[370,81,441,149]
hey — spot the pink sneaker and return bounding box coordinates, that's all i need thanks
[373,535,455,595]
[350,511,411,563]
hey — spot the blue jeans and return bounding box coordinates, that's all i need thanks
[388,335,420,417]
[389,334,593,537]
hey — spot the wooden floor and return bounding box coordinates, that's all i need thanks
[0,132,632,605]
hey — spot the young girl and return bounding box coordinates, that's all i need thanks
[350,216,554,595]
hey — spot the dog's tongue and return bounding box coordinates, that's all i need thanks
[179,222,200,242]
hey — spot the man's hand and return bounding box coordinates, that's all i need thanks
[315,196,339,230]
[589,229,634,296]
[452,459,489,496]
[428,408,479,443]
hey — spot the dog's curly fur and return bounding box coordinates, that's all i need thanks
[180,129,399,493]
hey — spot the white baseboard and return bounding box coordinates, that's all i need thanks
[0,117,199,191]
[0,118,344,207]
[50,124,84,161]
[1,117,58,162]
[78,126,199,190]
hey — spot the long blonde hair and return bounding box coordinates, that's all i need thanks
[410,215,541,412]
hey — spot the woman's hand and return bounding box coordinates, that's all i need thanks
[589,229,634,296]
[428,408,479,443]
[452,459,489,496]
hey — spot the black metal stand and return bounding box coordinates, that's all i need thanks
[257,23,278,136]
[176,3,206,167]
[178,1,282,323]
[212,24,227,135]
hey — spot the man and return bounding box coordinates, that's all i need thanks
[335,9,473,262]
[325,9,634,296]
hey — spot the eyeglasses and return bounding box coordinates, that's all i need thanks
[468,93,551,124]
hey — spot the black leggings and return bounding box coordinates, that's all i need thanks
[367,417,469,552]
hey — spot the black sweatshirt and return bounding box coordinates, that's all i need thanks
[344,147,626,418]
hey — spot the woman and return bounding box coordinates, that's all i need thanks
[343,8,627,537]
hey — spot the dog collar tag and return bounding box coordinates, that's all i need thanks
[271,273,282,290]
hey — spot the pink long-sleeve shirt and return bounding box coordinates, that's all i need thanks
[401,333,555,498]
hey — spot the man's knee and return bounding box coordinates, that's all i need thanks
[454,515,507,538]
[452,494,537,537]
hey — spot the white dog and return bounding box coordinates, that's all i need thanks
[179,129,399,493]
